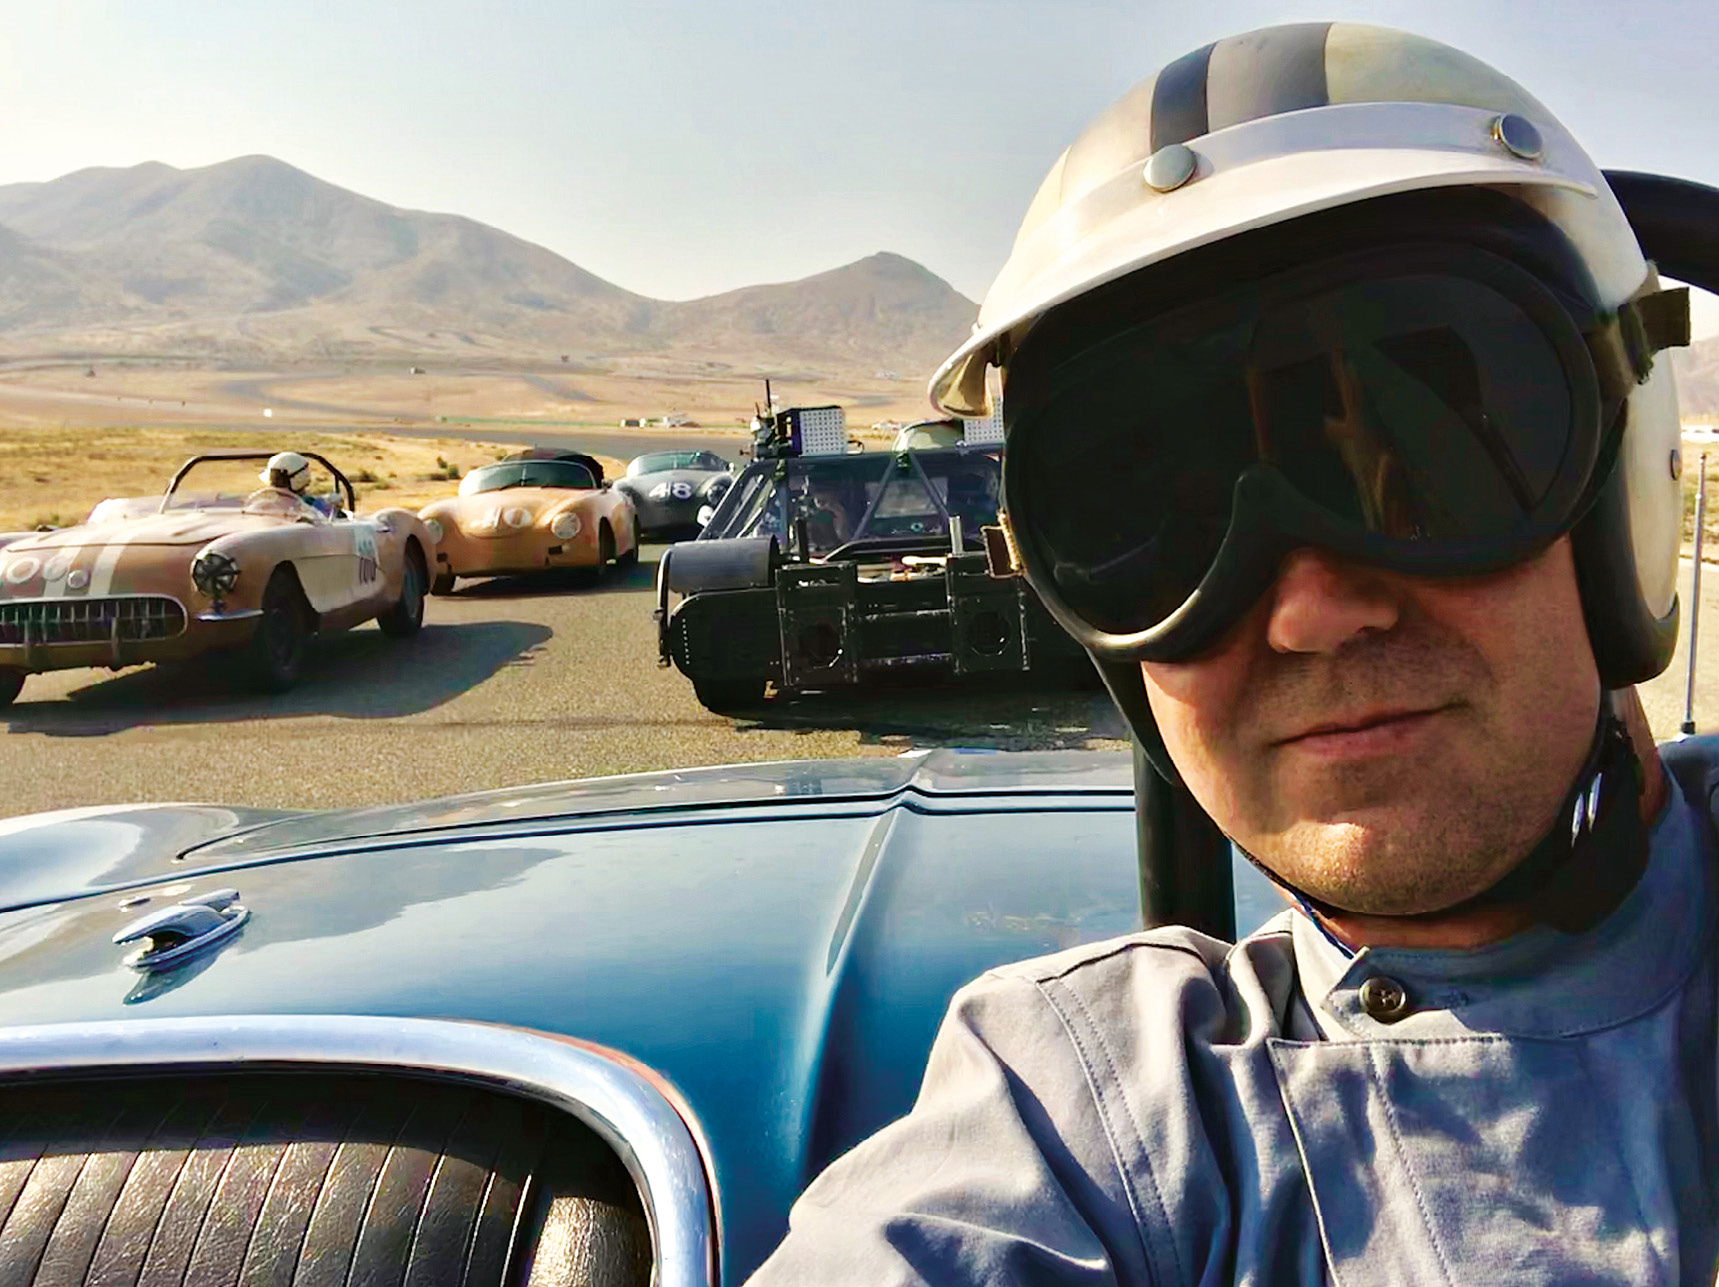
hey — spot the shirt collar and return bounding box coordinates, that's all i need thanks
[1285,766,1714,1040]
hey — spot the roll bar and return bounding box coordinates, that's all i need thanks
[1604,171,1719,294]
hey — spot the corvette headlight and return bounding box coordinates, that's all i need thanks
[191,550,240,597]
[551,511,582,540]
[422,518,444,545]
[700,474,732,500]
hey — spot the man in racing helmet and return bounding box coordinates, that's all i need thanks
[750,23,1716,1285]
[261,451,333,515]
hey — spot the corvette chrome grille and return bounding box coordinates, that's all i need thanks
[0,596,187,645]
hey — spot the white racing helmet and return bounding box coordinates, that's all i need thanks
[261,451,314,496]
[932,22,1688,750]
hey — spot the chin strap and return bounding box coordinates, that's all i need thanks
[1245,705,1650,937]
[1455,709,1648,932]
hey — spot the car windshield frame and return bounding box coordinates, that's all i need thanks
[460,460,598,495]
[159,451,356,515]
[702,446,1002,557]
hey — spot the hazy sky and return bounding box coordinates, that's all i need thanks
[5,0,1718,326]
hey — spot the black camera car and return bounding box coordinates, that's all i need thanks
[654,404,1086,712]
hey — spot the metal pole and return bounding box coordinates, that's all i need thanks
[1683,451,1707,735]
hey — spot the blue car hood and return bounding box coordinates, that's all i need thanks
[0,750,1135,909]
[0,750,1275,1281]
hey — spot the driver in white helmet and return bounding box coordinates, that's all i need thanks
[260,451,334,516]
[749,23,1716,1285]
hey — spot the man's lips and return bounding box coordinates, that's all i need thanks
[1273,705,1454,756]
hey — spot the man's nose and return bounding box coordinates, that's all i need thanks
[1264,547,1400,654]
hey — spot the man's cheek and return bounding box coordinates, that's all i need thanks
[1143,671,1258,830]
[1141,665,1210,763]
[1141,660,1250,762]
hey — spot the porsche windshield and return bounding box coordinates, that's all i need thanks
[460,460,597,494]
[709,448,1002,555]
[628,451,727,476]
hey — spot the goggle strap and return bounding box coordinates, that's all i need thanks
[1586,269,1690,399]
[1632,283,1692,359]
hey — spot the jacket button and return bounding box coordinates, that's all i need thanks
[1359,975,1412,1023]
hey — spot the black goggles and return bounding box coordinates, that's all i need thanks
[1003,245,1631,662]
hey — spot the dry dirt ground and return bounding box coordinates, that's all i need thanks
[0,357,939,436]
[5,358,1715,543]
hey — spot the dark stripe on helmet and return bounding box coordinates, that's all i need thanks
[1149,42,1213,151]
[1204,22,1332,131]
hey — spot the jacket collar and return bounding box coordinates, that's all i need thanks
[1286,765,1713,1040]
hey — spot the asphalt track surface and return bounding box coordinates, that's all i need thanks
[0,542,1127,818]
[2,551,1716,821]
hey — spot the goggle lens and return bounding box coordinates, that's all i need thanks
[1010,271,1579,638]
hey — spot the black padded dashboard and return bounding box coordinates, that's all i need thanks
[0,1071,651,1287]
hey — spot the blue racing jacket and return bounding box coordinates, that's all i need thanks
[748,737,1719,1285]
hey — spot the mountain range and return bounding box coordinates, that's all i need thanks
[0,155,979,375]
[6,154,1719,409]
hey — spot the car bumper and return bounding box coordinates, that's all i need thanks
[440,527,601,575]
[631,496,706,532]
[0,598,255,673]
[669,554,1086,692]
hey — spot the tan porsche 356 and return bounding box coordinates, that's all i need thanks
[418,449,639,594]
[0,451,435,706]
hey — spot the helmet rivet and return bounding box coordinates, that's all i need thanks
[1671,448,1683,480]
[1143,143,1198,193]
[1491,113,1543,161]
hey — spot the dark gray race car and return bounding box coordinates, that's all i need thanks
[615,449,735,536]
[656,442,1089,711]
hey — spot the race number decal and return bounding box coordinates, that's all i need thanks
[355,526,380,585]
